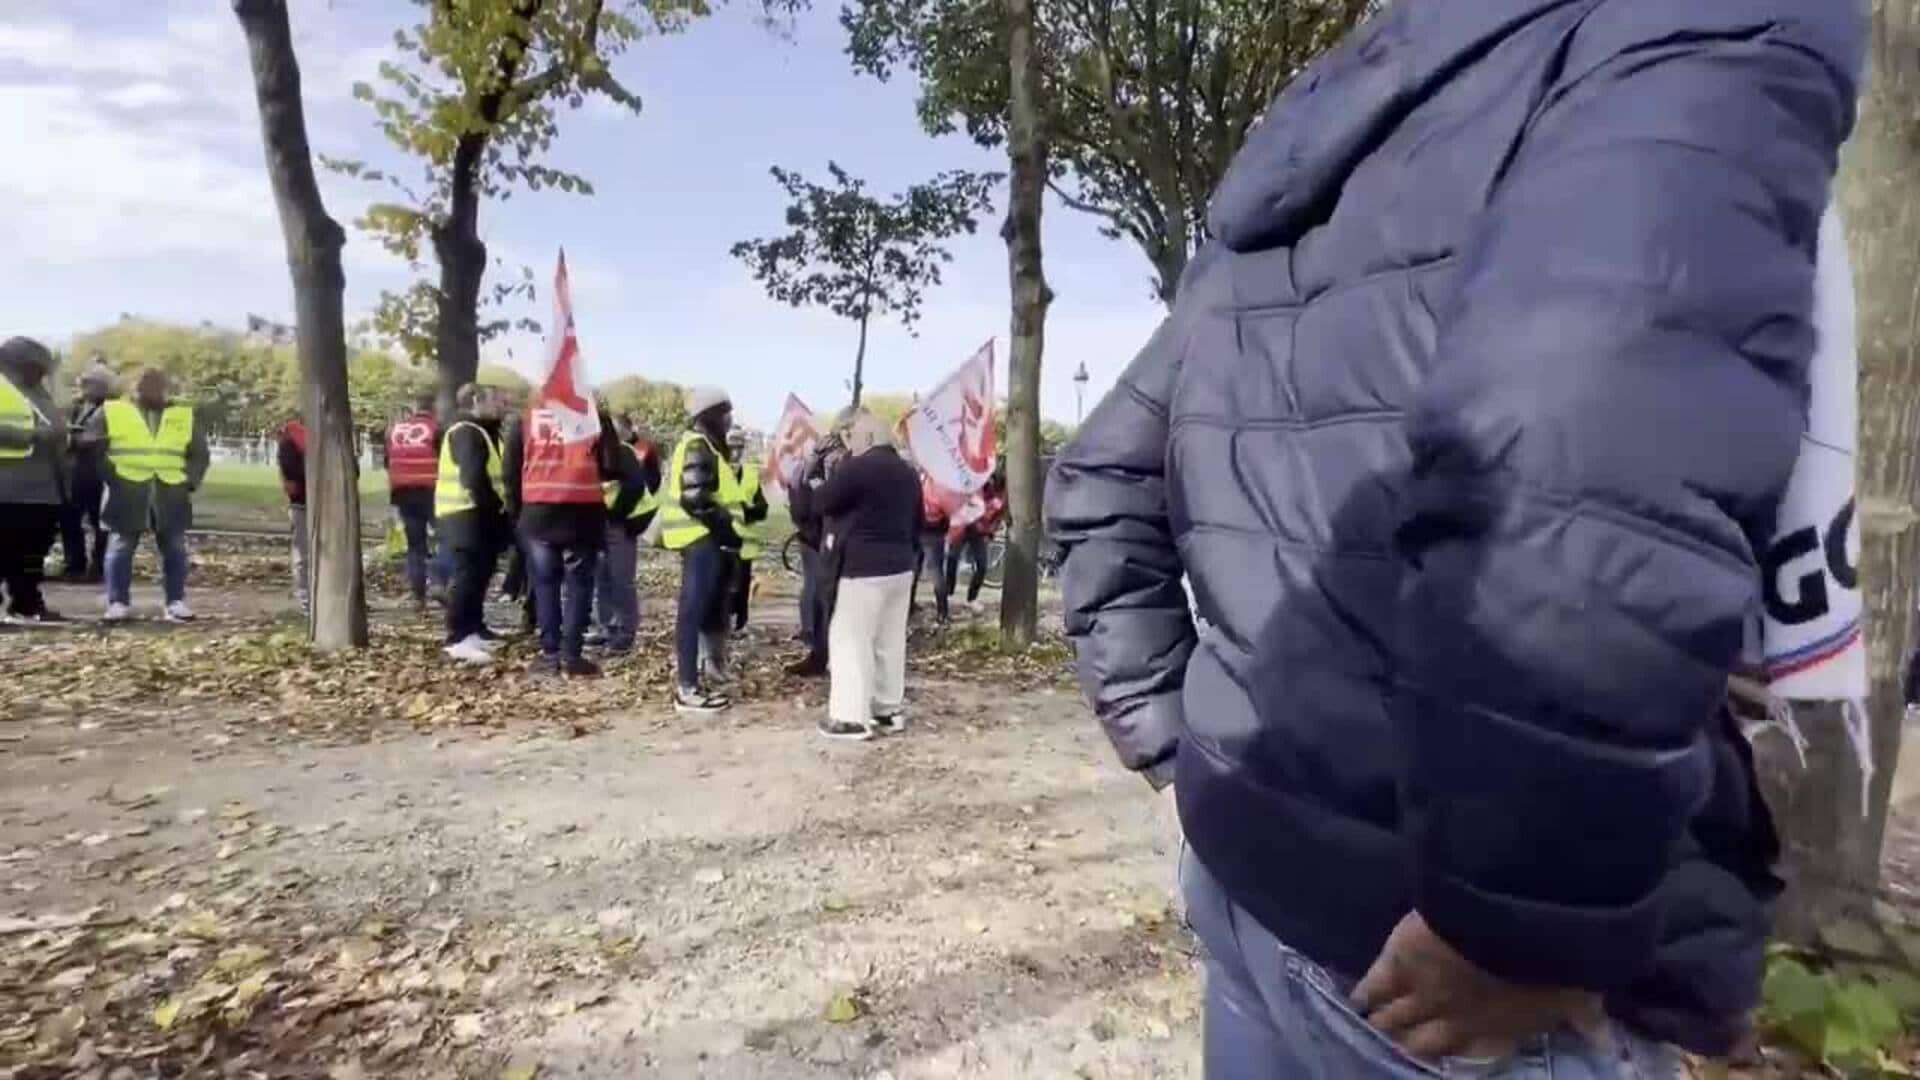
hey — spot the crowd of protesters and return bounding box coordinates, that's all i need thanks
[1,331,1003,750]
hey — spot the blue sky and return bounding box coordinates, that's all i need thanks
[0,0,1166,428]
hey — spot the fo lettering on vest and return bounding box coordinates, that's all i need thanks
[520,405,604,505]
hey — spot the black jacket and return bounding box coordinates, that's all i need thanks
[440,415,508,551]
[1045,0,1862,1055]
[608,439,664,536]
[817,445,919,579]
[677,416,741,549]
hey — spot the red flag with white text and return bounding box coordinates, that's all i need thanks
[766,394,820,496]
[903,340,997,529]
[521,250,604,505]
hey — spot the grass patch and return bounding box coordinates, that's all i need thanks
[196,461,390,534]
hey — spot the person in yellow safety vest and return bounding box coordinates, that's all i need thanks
[660,386,743,714]
[437,383,511,666]
[0,337,70,625]
[591,415,663,654]
[726,427,770,633]
[86,367,208,625]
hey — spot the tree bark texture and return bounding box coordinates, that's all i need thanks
[999,0,1052,648]
[853,312,869,408]
[235,0,369,651]
[1758,0,1920,940]
[433,192,487,418]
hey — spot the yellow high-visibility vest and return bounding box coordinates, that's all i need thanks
[659,431,741,550]
[0,375,34,462]
[103,400,193,484]
[732,462,763,562]
[601,443,662,521]
[434,420,503,518]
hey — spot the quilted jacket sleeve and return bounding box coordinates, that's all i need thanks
[1397,10,1862,991]
[1046,318,1196,789]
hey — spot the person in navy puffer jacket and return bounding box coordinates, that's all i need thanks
[1046,2,1865,1075]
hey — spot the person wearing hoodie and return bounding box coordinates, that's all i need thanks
[659,386,743,713]
[88,366,208,624]
[1046,3,1864,1075]
[60,360,113,583]
[437,383,511,664]
[593,415,662,655]
[0,337,70,624]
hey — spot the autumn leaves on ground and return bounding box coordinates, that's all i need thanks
[0,539,1194,1078]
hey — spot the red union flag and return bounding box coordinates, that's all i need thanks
[904,339,996,526]
[766,394,820,496]
[521,250,604,505]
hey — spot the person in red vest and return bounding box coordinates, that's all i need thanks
[384,392,441,610]
[275,411,309,617]
[503,392,621,678]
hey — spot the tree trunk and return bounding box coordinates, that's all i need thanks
[1153,243,1188,309]
[432,213,486,419]
[1759,0,1920,941]
[234,0,369,651]
[852,311,869,408]
[999,0,1052,648]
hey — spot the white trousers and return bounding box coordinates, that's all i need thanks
[828,571,912,725]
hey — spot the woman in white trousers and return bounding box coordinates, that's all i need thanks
[813,411,923,741]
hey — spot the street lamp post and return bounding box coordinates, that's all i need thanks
[1072,361,1090,424]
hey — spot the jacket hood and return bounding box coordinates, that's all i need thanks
[1207,0,1864,255]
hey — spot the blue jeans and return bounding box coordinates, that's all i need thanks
[594,526,640,649]
[1182,852,1682,1079]
[526,539,600,659]
[676,539,733,689]
[395,493,437,602]
[106,528,188,606]
[799,542,829,653]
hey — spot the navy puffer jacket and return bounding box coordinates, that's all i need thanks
[1046,0,1863,1054]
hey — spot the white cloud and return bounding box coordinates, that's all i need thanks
[101,81,187,109]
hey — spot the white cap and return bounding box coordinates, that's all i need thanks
[686,385,731,419]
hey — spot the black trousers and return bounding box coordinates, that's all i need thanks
[910,531,948,619]
[60,476,106,577]
[0,503,60,616]
[943,532,990,604]
[731,560,754,631]
[445,543,499,644]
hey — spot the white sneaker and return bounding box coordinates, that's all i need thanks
[103,602,132,623]
[163,601,196,623]
[444,636,494,665]
[475,634,505,651]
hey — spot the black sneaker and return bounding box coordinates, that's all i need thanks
[869,709,907,735]
[674,686,730,714]
[563,656,603,679]
[10,609,68,626]
[528,654,562,678]
[784,654,828,678]
[817,717,874,742]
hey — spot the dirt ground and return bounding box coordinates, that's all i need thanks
[1,546,1197,1078]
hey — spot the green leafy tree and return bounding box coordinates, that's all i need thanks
[331,0,723,411]
[844,0,1375,304]
[729,163,998,407]
[600,373,689,441]
[72,321,291,436]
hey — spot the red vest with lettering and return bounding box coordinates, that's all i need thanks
[520,406,604,505]
[386,412,439,492]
